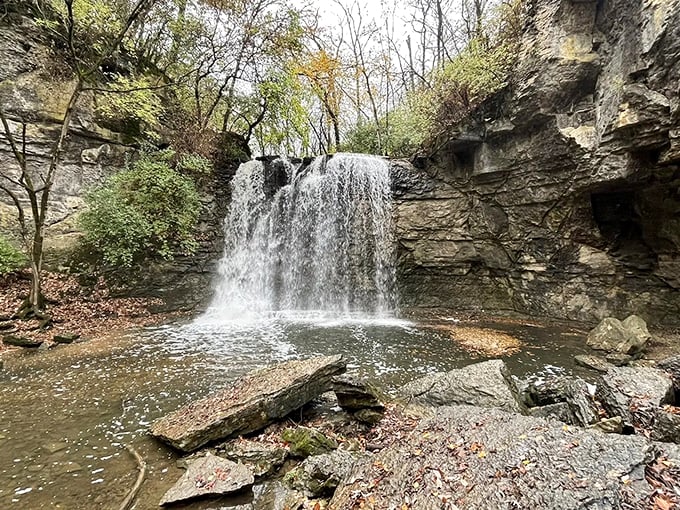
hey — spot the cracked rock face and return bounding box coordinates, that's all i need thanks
[393,0,680,324]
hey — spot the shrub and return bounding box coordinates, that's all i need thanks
[80,151,201,267]
[0,236,25,274]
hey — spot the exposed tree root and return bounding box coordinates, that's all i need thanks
[119,443,147,510]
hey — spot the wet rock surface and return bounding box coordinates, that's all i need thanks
[150,355,346,452]
[574,354,614,373]
[329,405,657,509]
[398,359,523,413]
[159,453,254,506]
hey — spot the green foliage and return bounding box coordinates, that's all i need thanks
[35,0,129,65]
[0,236,25,274]
[343,0,522,157]
[80,151,201,267]
[341,98,429,158]
[96,74,163,138]
[176,153,213,175]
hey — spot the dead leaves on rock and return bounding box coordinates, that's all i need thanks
[646,456,680,510]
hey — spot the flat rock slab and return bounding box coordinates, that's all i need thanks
[160,453,254,506]
[397,360,523,413]
[150,355,346,452]
[329,405,656,509]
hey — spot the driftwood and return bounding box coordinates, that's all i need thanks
[118,443,147,510]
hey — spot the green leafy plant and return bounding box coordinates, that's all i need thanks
[80,151,201,267]
[0,236,25,274]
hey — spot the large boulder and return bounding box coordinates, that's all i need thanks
[397,360,524,413]
[329,406,657,509]
[150,355,346,452]
[159,453,254,506]
[597,367,674,429]
[586,315,651,355]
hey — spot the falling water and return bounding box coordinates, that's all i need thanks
[203,153,397,320]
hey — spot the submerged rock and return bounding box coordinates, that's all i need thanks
[329,405,656,509]
[160,453,254,506]
[150,355,346,452]
[586,315,651,355]
[216,439,288,477]
[281,426,337,458]
[597,367,674,428]
[2,335,42,348]
[284,449,369,497]
[397,360,523,413]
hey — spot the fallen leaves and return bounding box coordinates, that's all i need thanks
[430,325,523,357]
[0,270,186,348]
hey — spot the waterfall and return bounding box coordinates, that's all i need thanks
[203,153,397,320]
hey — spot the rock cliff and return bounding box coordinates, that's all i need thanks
[394,0,680,324]
[0,13,234,310]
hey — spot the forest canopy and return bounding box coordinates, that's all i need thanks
[6,0,524,158]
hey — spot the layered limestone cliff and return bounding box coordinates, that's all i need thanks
[394,0,680,324]
[0,14,233,310]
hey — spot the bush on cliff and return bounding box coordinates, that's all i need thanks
[79,150,200,267]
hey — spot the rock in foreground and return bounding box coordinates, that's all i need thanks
[159,453,254,506]
[397,360,523,413]
[330,406,656,509]
[597,367,674,428]
[150,355,346,452]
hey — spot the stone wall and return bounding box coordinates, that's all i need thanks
[393,0,680,325]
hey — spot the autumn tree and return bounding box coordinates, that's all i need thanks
[0,0,158,320]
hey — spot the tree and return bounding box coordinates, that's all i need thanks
[0,0,157,320]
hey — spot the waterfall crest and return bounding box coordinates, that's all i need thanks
[203,153,397,320]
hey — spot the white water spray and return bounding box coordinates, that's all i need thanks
[202,153,397,321]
